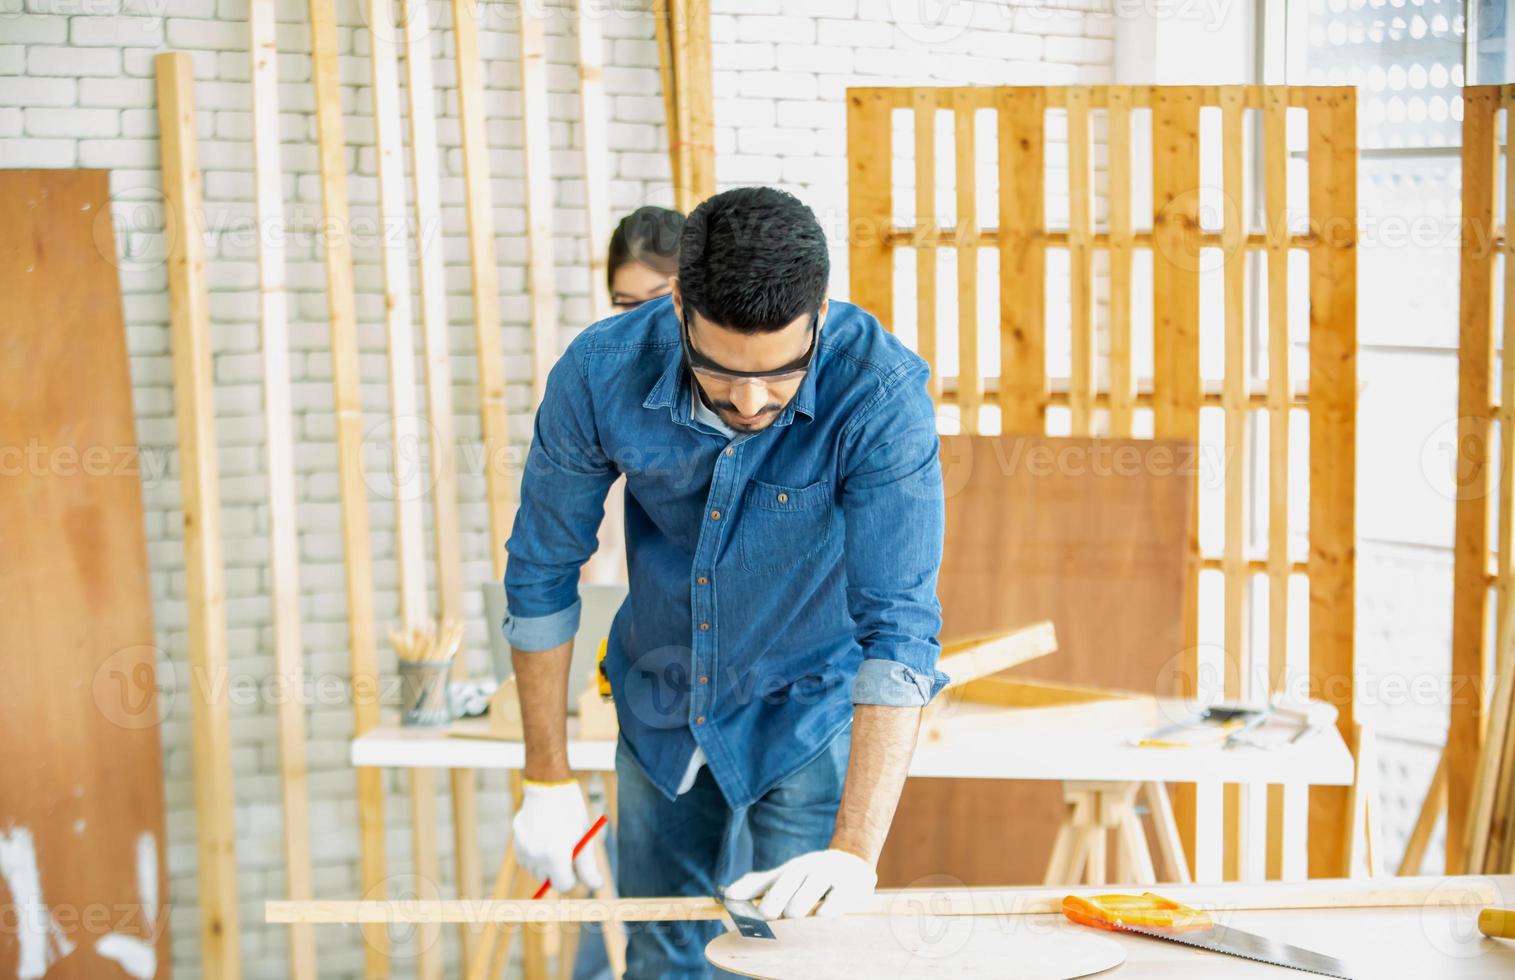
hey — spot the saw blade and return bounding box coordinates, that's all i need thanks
[1118,921,1353,978]
[717,894,775,940]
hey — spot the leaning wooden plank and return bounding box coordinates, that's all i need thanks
[267,875,1512,924]
[1106,87,1134,436]
[1066,86,1094,435]
[951,677,1133,710]
[914,90,940,401]
[156,51,244,980]
[998,87,1047,433]
[1219,85,1250,883]
[682,0,716,203]
[450,0,516,578]
[1262,83,1295,883]
[1306,86,1359,880]
[1151,85,1204,877]
[1455,89,1499,870]
[1399,750,1447,877]
[306,3,389,969]
[846,89,894,328]
[449,0,502,942]
[400,3,477,970]
[247,5,316,975]
[520,0,560,405]
[578,0,614,324]
[937,620,1058,690]
[954,90,982,433]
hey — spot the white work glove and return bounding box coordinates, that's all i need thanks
[724,849,877,920]
[511,780,604,893]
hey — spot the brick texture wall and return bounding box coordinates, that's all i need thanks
[0,1,1115,976]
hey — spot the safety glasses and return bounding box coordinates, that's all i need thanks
[680,305,818,386]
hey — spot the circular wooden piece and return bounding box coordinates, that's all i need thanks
[706,915,1126,979]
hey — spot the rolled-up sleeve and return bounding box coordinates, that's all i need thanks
[841,361,948,707]
[503,345,617,654]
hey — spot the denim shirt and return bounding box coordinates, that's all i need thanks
[503,296,947,807]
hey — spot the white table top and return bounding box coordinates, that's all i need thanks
[353,695,1353,786]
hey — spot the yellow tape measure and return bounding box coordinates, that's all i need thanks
[596,637,611,700]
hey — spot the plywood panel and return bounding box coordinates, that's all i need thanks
[880,434,1194,886]
[0,169,173,977]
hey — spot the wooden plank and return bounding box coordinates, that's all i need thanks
[306,4,389,969]
[248,5,317,975]
[1399,751,1447,877]
[1262,84,1294,883]
[1107,86,1135,436]
[936,621,1058,690]
[955,92,982,433]
[998,87,1047,433]
[520,0,559,405]
[846,88,894,327]
[1066,86,1094,435]
[268,875,1515,924]
[399,3,480,968]
[652,0,682,199]
[578,0,614,324]
[1458,86,1503,874]
[0,168,174,980]
[683,0,715,203]
[1150,85,1204,876]
[157,53,244,979]
[670,0,694,211]
[845,83,1351,113]
[914,91,941,401]
[450,0,516,583]
[1306,86,1358,880]
[1219,85,1249,883]
[1493,87,1515,876]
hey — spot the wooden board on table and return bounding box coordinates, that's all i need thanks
[880,433,1194,887]
[0,169,172,977]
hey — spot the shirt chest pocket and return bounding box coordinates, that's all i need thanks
[737,479,834,572]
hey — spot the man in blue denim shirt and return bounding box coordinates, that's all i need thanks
[503,188,946,977]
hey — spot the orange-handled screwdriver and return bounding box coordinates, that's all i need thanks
[532,814,609,899]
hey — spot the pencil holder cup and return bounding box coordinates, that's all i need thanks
[398,657,453,727]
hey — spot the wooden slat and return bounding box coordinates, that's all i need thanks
[450,0,516,584]
[399,3,475,969]
[999,87,1047,433]
[1151,85,1204,878]
[683,0,716,203]
[1219,85,1250,883]
[1261,84,1296,883]
[520,1,559,405]
[847,89,894,327]
[914,91,941,401]
[1399,751,1447,876]
[955,92,982,433]
[1490,88,1515,877]
[849,84,1349,113]
[578,0,614,324]
[883,226,1317,250]
[651,0,681,196]
[1454,87,1502,874]
[1066,87,1094,435]
[1306,86,1358,880]
[1107,86,1135,436]
[306,4,389,970]
[670,0,694,211]
[156,51,243,980]
[247,6,316,976]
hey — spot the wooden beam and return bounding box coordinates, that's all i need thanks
[937,621,1058,690]
[520,0,559,405]
[1150,85,1204,878]
[954,90,981,433]
[846,88,893,328]
[682,0,715,203]
[1306,86,1359,880]
[247,6,316,976]
[913,90,940,401]
[998,87,1047,433]
[450,0,516,580]
[1106,87,1134,436]
[155,51,243,980]
[306,4,389,970]
[1399,751,1447,877]
[1066,86,1093,435]
[1455,86,1502,874]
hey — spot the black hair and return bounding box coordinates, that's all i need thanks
[606,206,685,292]
[677,186,829,333]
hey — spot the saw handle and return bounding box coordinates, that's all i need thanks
[1479,907,1515,940]
[1063,893,1214,933]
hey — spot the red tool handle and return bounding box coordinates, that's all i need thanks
[532,814,609,899]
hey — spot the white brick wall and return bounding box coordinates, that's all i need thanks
[0,1,1114,977]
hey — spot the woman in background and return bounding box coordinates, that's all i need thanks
[581,206,685,588]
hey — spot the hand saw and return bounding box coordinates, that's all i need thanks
[1063,892,1353,978]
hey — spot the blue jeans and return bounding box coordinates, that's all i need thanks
[614,726,851,979]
